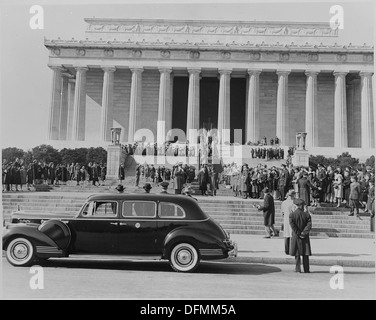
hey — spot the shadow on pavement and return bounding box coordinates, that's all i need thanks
[39,258,281,275]
[314,253,373,258]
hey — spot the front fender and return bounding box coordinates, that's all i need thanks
[162,226,226,258]
[3,224,58,250]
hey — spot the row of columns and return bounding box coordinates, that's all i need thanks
[48,65,374,148]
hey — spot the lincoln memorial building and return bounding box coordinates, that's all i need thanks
[45,18,375,159]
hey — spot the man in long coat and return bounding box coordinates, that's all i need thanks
[278,164,289,200]
[289,199,312,273]
[257,187,278,238]
[173,163,185,194]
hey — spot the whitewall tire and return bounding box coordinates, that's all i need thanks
[169,243,200,273]
[6,238,36,267]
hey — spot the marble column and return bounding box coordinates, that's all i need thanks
[276,70,290,146]
[305,70,319,149]
[59,75,70,140]
[333,72,348,148]
[72,66,88,141]
[246,69,261,143]
[157,67,172,144]
[360,72,374,148]
[128,67,143,143]
[217,69,232,144]
[66,79,75,141]
[48,65,64,140]
[186,68,201,144]
[100,66,116,142]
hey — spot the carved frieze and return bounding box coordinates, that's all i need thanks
[51,48,61,56]
[221,51,231,59]
[104,49,114,57]
[337,53,347,62]
[132,49,142,58]
[279,53,290,62]
[250,52,261,61]
[76,48,86,56]
[308,53,319,62]
[160,50,171,58]
[189,50,200,59]
[85,19,339,37]
[363,54,373,62]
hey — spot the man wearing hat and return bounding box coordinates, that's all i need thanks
[281,189,296,254]
[115,184,125,193]
[256,187,278,238]
[289,198,312,273]
[278,164,289,200]
[143,183,152,193]
[160,181,169,194]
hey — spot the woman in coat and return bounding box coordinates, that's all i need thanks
[333,171,343,207]
[289,198,312,273]
[297,172,311,206]
[326,166,335,203]
[240,166,249,199]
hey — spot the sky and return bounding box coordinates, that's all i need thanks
[0,0,374,151]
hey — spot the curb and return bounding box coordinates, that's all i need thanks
[221,256,375,268]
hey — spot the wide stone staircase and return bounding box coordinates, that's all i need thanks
[2,191,374,239]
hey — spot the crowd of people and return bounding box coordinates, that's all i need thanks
[2,159,107,191]
[122,162,197,195]
[220,162,375,212]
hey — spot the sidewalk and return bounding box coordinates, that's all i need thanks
[225,234,375,268]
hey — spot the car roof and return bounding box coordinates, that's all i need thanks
[87,193,192,202]
[85,193,208,220]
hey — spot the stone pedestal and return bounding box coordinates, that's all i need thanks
[106,144,127,180]
[292,149,309,167]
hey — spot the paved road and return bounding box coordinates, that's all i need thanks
[1,257,375,300]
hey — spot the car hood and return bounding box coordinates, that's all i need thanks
[10,211,76,224]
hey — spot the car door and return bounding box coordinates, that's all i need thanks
[117,200,158,254]
[156,201,188,251]
[69,200,119,254]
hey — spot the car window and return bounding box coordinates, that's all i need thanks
[81,201,117,217]
[122,201,156,218]
[159,202,186,219]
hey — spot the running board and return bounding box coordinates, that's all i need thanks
[66,254,163,261]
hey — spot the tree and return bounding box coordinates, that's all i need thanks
[336,152,359,169]
[86,147,107,165]
[2,147,25,163]
[309,154,337,169]
[365,155,375,169]
[31,144,61,165]
[59,148,87,166]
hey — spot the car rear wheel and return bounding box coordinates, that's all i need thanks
[169,243,200,273]
[6,237,36,267]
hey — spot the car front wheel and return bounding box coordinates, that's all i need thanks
[169,243,200,273]
[6,237,36,267]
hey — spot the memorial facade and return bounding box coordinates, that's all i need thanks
[45,18,374,158]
